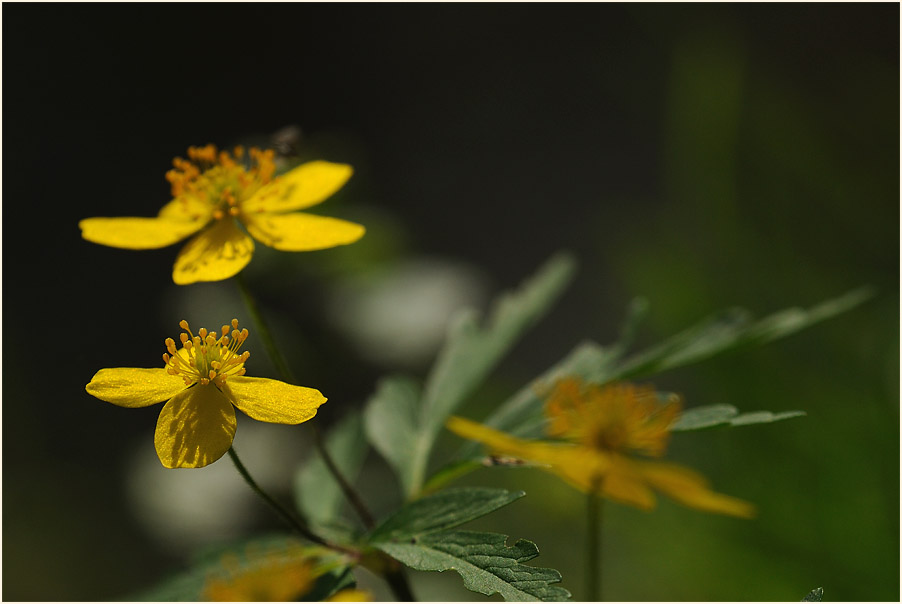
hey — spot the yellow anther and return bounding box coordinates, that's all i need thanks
[213,209,224,220]
[221,324,231,336]
[231,319,239,329]
[180,333,189,344]
[179,320,190,331]
[211,361,222,370]
[199,328,207,339]
[229,207,240,216]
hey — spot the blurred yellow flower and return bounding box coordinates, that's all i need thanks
[79,144,365,284]
[447,378,755,518]
[204,554,315,602]
[86,319,326,468]
[203,546,370,602]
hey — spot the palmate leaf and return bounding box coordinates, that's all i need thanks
[460,290,868,458]
[367,488,568,601]
[376,531,570,602]
[434,290,868,485]
[364,253,576,497]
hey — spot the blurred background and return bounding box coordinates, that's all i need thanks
[3,4,898,601]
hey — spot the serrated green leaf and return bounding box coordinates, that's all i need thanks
[377,530,570,601]
[802,586,824,601]
[368,487,525,542]
[671,404,806,431]
[295,411,369,528]
[614,287,874,380]
[364,253,576,497]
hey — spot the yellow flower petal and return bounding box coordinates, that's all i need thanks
[599,463,657,510]
[636,461,757,518]
[154,384,237,468]
[242,161,353,214]
[223,377,326,424]
[446,416,586,468]
[157,196,214,222]
[79,217,207,250]
[244,212,365,252]
[172,219,254,285]
[326,589,373,602]
[86,368,187,408]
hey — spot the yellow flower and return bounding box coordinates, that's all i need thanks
[204,554,315,602]
[447,378,755,518]
[79,145,365,284]
[86,319,326,468]
[202,545,370,602]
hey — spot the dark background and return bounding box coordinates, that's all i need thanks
[3,4,899,601]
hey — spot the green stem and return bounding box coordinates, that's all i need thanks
[586,489,603,601]
[233,272,377,530]
[227,447,330,548]
[234,272,296,383]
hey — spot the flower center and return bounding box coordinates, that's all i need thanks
[544,378,680,457]
[165,144,277,221]
[163,319,250,388]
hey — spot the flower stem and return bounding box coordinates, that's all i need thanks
[233,273,378,530]
[586,490,603,601]
[227,447,330,548]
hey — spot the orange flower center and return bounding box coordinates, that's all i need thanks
[165,144,277,221]
[163,319,250,387]
[544,378,681,457]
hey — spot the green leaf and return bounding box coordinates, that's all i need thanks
[670,404,806,431]
[613,287,874,380]
[294,411,369,529]
[364,253,576,497]
[301,566,358,601]
[376,530,570,601]
[368,487,524,542]
[420,252,576,438]
[802,586,824,601]
[363,376,423,496]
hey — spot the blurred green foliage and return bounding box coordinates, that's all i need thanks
[3,3,897,602]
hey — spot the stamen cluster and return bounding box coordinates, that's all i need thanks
[163,319,250,387]
[164,144,277,221]
[544,378,680,457]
